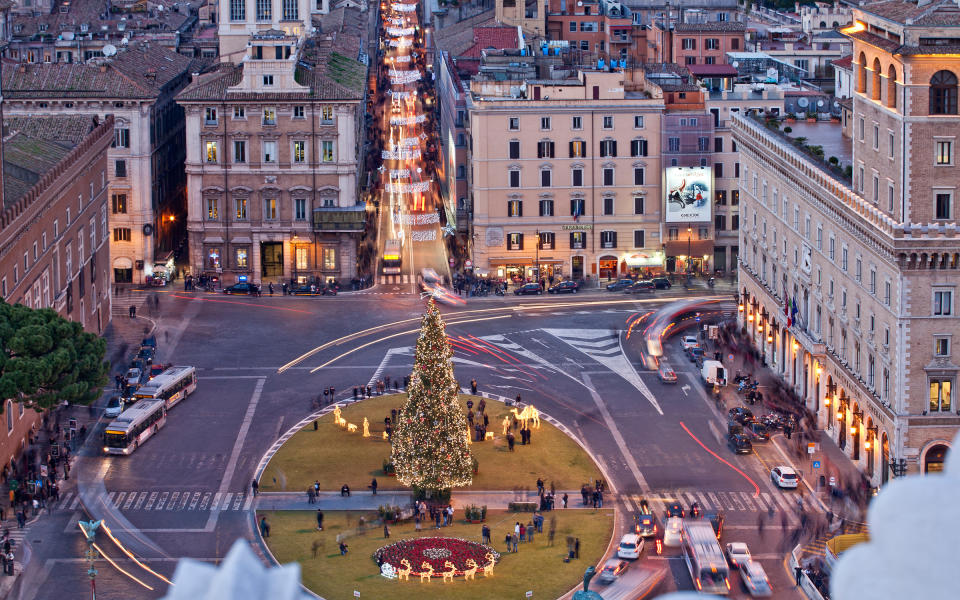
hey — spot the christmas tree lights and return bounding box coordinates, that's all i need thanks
[391,300,473,492]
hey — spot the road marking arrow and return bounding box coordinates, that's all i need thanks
[681,384,691,396]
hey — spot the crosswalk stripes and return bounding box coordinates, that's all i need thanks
[629,490,803,515]
[378,274,410,285]
[52,490,250,512]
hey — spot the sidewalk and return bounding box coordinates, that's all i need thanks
[254,490,593,512]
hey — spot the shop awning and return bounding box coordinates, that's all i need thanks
[664,240,714,258]
[112,257,133,269]
[488,257,533,263]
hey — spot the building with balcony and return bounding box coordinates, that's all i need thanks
[1,42,196,283]
[545,0,643,65]
[733,0,960,481]
[649,20,745,67]
[0,113,114,474]
[177,10,367,286]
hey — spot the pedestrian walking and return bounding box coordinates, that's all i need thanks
[383,524,390,538]
[512,533,518,552]
[795,566,803,586]
[574,537,580,559]
[316,509,324,531]
[481,524,490,544]
[15,512,24,529]
[470,379,478,394]
[414,513,421,531]
[536,478,544,495]
[527,521,535,543]
[307,487,316,504]
[370,478,378,495]
[505,533,512,553]
[259,515,270,538]
[251,479,259,497]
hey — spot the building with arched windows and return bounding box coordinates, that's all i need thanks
[733,0,960,484]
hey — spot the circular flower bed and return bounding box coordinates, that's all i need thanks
[374,537,500,577]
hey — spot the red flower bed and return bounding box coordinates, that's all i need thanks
[373,537,499,576]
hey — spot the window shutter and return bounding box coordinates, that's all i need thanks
[612,232,617,247]
[611,141,617,157]
[518,201,523,217]
[569,141,575,157]
[518,233,524,250]
[549,142,555,157]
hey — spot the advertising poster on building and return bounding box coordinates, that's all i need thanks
[664,166,712,222]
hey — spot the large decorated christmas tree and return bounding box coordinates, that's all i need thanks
[391,299,473,494]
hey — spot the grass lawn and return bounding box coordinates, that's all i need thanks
[259,394,602,493]
[261,508,614,600]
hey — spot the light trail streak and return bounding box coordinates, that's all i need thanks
[100,523,173,585]
[92,543,156,590]
[308,315,511,373]
[465,335,546,380]
[171,294,311,314]
[679,421,760,497]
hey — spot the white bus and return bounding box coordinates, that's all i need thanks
[135,366,197,409]
[682,520,730,595]
[102,400,167,455]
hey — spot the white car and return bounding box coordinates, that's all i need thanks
[617,533,644,559]
[124,368,142,387]
[680,335,699,350]
[662,516,683,547]
[739,560,773,597]
[771,466,799,489]
[725,542,751,567]
[104,396,124,419]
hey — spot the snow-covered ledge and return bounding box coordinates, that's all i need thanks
[162,541,302,600]
[832,429,960,600]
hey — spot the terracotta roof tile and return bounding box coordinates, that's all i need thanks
[461,26,520,58]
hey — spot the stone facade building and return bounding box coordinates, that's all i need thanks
[0,114,114,471]
[177,17,366,286]
[1,43,196,283]
[733,0,960,482]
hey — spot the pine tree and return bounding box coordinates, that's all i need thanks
[391,299,473,493]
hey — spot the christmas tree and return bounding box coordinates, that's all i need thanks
[391,299,473,494]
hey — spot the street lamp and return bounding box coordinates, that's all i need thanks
[686,227,693,273]
[889,458,908,478]
[79,519,102,599]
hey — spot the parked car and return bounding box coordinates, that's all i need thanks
[728,434,753,454]
[223,283,256,295]
[513,283,542,295]
[290,286,319,296]
[617,533,644,560]
[739,560,773,597]
[104,396,124,419]
[725,542,752,567]
[651,277,672,289]
[625,280,655,294]
[597,558,630,584]
[680,335,699,350]
[771,466,799,489]
[124,368,143,387]
[687,347,705,364]
[728,407,755,424]
[657,362,678,383]
[548,281,579,294]
[606,279,635,292]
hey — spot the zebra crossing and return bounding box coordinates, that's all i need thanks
[378,274,410,285]
[625,489,799,516]
[53,490,252,513]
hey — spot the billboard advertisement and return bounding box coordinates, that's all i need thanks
[664,166,712,222]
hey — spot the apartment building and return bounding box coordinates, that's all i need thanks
[625,0,741,28]
[649,20,745,66]
[217,0,329,59]
[733,0,960,481]
[177,10,367,286]
[0,114,114,471]
[469,68,668,282]
[545,0,643,65]
[2,43,195,283]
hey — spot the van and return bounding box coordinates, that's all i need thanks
[701,360,726,386]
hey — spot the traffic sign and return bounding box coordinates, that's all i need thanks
[465,260,473,268]
[812,460,821,469]
[807,442,816,454]
[829,476,836,486]
[449,257,455,266]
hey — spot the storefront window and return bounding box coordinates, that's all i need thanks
[323,247,337,270]
[236,248,248,268]
[208,248,221,269]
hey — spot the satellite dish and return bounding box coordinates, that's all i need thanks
[798,97,809,108]
[103,44,117,57]
[732,61,739,68]
[577,1,583,4]
[833,101,840,109]
[817,100,825,107]
[62,32,75,40]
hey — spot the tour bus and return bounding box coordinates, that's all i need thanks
[682,520,730,595]
[102,400,167,455]
[382,239,403,275]
[135,366,197,410]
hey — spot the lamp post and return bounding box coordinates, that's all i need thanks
[686,227,693,273]
[535,228,541,282]
[79,519,102,599]
[889,457,908,478]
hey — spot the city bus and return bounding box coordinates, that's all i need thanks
[135,366,197,410]
[382,239,403,275]
[681,520,730,595]
[102,400,167,455]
